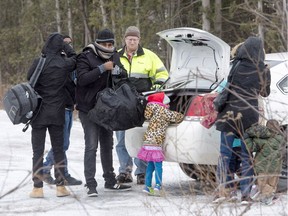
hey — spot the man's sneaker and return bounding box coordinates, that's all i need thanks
[260,194,275,206]
[65,175,82,186]
[137,174,145,185]
[228,190,238,202]
[85,185,98,197]
[116,173,133,183]
[104,183,132,192]
[241,196,253,205]
[250,184,260,200]
[212,195,227,204]
[43,174,56,185]
[142,186,154,195]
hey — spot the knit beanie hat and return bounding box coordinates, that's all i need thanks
[147,92,170,105]
[96,29,115,44]
[125,26,140,38]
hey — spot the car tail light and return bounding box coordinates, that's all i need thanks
[185,95,206,117]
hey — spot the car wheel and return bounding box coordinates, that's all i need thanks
[179,163,217,188]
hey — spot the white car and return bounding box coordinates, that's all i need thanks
[125,28,288,186]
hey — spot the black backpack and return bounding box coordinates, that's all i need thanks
[3,56,46,131]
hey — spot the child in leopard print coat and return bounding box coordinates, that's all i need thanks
[137,92,184,195]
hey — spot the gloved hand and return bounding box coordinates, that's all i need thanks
[151,84,162,91]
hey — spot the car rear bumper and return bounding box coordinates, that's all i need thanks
[125,120,220,165]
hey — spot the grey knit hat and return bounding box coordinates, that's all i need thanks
[124,26,140,38]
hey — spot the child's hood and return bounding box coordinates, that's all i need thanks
[147,92,170,105]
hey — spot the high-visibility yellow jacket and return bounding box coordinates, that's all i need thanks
[118,45,169,93]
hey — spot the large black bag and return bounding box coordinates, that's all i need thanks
[3,57,45,130]
[88,82,147,131]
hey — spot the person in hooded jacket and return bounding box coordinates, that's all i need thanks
[244,119,285,205]
[214,36,271,204]
[42,35,82,186]
[27,32,77,198]
[76,29,131,197]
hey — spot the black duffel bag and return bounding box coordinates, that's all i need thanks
[88,82,147,131]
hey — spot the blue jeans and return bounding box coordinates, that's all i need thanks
[145,161,163,187]
[227,146,241,188]
[240,139,254,197]
[79,111,116,188]
[115,130,146,175]
[43,109,73,177]
[217,132,254,196]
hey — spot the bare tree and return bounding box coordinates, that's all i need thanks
[99,0,108,27]
[285,0,288,50]
[202,0,210,31]
[258,0,264,41]
[277,0,288,50]
[135,0,140,28]
[67,0,72,38]
[110,1,117,46]
[55,0,61,32]
[79,0,92,45]
[215,0,222,37]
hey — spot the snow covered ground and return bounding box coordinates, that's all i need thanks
[0,110,287,216]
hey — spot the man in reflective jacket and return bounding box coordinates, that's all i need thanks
[116,26,169,184]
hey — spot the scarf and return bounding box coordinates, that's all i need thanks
[87,42,115,60]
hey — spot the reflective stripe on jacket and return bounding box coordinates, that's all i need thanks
[118,46,168,92]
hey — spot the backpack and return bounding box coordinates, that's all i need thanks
[88,81,147,131]
[3,56,46,131]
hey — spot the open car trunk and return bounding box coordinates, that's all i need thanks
[157,27,230,91]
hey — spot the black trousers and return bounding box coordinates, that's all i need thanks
[79,111,116,188]
[31,124,65,188]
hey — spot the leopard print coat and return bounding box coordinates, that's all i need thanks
[143,102,184,146]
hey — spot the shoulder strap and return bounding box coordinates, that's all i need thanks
[29,56,46,87]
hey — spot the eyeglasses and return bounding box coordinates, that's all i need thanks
[125,37,139,43]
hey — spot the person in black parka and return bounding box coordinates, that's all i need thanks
[214,36,271,204]
[216,37,270,134]
[76,29,131,197]
[42,35,82,186]
[27,32,76,198]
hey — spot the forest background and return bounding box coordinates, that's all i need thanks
[0,0,287,99]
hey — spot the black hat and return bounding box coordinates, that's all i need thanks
[96,29,115,44]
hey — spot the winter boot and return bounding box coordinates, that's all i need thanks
[257,174,266,195]
[212,186,230,203]
[56,186,70,197]
[29,187,44,198]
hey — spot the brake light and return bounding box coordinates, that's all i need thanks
[186,95,206,117]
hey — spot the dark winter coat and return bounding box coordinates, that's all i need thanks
[215,37,271,136]
[64,71,76,110]
[76,43,127,113]
[27,33,77,126]
[245,124,285,174]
